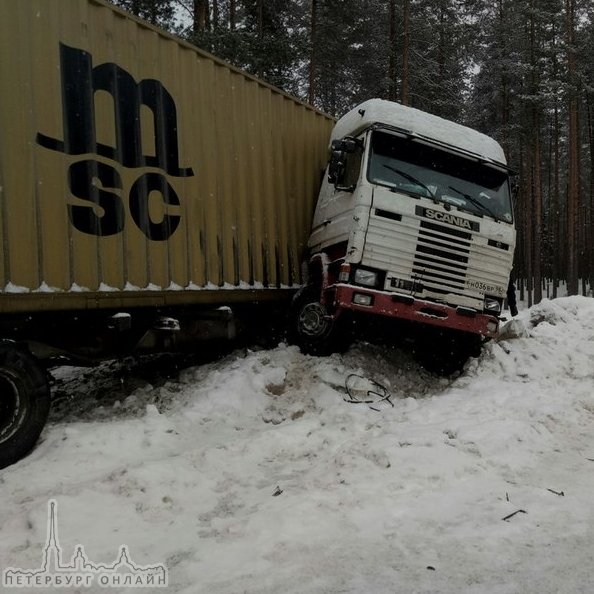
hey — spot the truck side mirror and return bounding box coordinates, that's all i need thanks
[340,137,361,153]
[327,136,362,189]
[328,145,346,185]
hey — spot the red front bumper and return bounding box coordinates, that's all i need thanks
[333,284,499,338]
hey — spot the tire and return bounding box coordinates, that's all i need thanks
[289,286,351,356]
[0,344,51,469]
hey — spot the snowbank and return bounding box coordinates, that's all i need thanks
[1,296,594,593]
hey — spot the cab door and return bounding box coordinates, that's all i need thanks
[308,135,367,254]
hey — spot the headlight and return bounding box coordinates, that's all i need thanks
[354,268,379,287]
[353,293,373,306]
[484,297,502,313]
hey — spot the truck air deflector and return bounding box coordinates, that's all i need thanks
[370,123,509,169]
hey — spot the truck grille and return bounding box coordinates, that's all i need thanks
[413,220,471,294]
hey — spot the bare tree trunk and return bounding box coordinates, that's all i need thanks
[388,0,397,101]
[256,0,263,78]
[401,0,410,105]
[498,0,510,155]
[566,0,579,295]
[212,0,218,29]
[552,105,561,298]
[588,96,594,294]
[308,0,317,105]
[258,0,263,37]
[525,151,533,307]
[229,0,236,30]
[529,0,542,304]
[532,118,543,304]
[193,0,209,35]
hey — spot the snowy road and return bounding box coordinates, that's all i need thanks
[1,296,594,593]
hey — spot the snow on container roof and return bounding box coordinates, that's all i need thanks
[332,98,507,166]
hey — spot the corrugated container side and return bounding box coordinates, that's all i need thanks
[0,0,334,313]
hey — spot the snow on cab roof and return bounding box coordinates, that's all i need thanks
[332,98,507,167]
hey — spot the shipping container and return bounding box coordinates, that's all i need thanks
[0,0,334,468]
[0,0,334,314]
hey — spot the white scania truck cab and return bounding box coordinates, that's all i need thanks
[292,99,516,373]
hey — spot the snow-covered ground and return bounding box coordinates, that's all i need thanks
[1,296,594,593]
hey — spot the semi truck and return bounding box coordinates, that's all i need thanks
[0,0,333,468]
[290,99,516,373]
[1,2,515,469]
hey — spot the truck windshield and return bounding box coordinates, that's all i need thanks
[368,130,513,223]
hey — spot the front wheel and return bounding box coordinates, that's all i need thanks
[0,345,51,469]
[289,286,350,356]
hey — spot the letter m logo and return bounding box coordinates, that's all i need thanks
[37,43,193,177]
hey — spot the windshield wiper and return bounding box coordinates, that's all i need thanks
[383,164,438,204]
[447,186,500,221]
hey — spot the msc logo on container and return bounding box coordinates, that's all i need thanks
[37,43,194,241]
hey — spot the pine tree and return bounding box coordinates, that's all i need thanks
[405,0,474,120]
[566,0,579,295]
[107,0,177,29]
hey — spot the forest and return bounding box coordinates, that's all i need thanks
[108,0,594,305]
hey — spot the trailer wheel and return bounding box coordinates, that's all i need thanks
[0,345,50,469]
[289,286,350,356]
